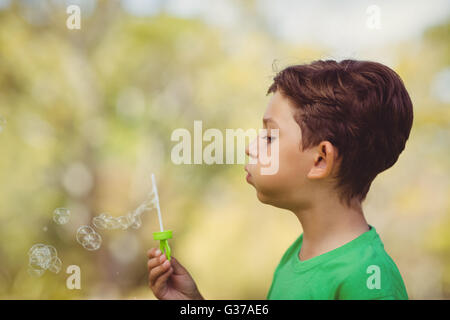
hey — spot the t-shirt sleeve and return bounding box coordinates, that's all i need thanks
[336,262,408,300]
[338,281,398,300]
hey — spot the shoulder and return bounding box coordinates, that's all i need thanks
[334,238,408,300]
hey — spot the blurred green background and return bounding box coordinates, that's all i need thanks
[0,0,449,299]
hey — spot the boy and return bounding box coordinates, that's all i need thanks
[147,59,413,300]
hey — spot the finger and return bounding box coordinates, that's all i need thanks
[154,267,173,295]
[170,257,187,275]
[147,248,156,258]
[147,256,163,270]
[149,260,171,286]
[147,248,162,259]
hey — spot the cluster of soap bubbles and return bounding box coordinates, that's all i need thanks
[28,244,62,277]
[93,212,140,230]
[76,226,102,251]
[28,178,158,268]
[92,190,156,231]
[53,208,71,225]
[27,207,68,277]
[77,190,156,251]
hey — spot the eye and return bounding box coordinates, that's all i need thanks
[263,136,273,143]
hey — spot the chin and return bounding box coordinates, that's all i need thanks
[256,190,279,206]
[256,191,269,203]
[256,189,299,211]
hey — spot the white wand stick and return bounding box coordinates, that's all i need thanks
[151,173,164,232]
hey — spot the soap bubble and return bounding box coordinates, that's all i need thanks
[140,190,157,212]
[48,256,62,273]
[53,207,71,225]
[127,212,142,229]
[91,189,156,231]
[118,215,128,228]
[92,213,108,229]
[117,216,131,230]
[104,215,121,230]
[92,211,141,231]
[28,243,62,277]
[134,202,150,217]
[93,213,121,230]
[29,246,52,270]
[76,225,102,251]
[92,214,107,229]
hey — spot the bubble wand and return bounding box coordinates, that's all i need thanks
[151,173,172,261]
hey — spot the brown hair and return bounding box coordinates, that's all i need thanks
[267,59,413,205]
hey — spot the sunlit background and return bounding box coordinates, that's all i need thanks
[0,0,449,299]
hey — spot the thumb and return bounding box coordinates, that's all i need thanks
[170,256,188,275]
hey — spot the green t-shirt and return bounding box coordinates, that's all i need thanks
[267,225,408,300]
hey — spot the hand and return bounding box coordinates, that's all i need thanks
[147,248,204,300]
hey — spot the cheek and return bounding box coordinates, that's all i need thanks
[277,141,310,180]
[253,141,309,192]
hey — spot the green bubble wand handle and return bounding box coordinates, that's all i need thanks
[151,173,172,261]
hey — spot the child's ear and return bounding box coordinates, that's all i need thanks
[307,141,336,179]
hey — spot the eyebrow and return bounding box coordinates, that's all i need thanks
[263,117,279,127]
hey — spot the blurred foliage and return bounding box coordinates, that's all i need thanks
[0,0,449,299]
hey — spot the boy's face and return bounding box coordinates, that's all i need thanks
[245,90,328,210]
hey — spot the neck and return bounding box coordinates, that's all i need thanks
[292,195,369,261]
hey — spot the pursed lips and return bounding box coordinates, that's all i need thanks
[244,165,252,183]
